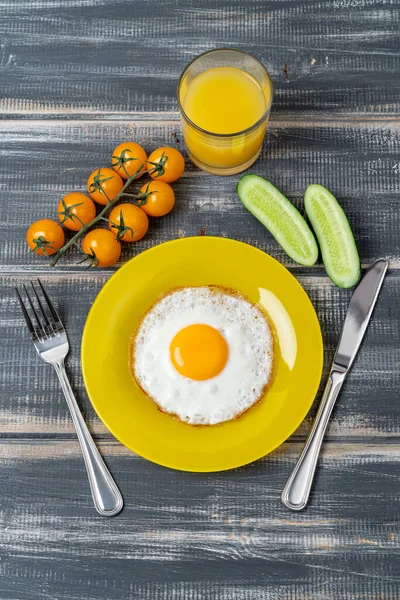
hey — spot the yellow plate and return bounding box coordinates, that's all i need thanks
[82,237,323,472]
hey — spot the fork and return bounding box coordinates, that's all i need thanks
[16,280,123,517]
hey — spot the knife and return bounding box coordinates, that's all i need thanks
[282,258,388,511]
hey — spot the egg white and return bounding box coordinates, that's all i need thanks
[132,287,273,425]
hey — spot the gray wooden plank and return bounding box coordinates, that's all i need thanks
[0,0,399,118]
[2,271,399,437]
[0,439,399,599]
[1,119,399,270]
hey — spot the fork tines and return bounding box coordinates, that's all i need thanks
[15,279,64,341]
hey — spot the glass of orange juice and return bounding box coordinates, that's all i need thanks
[177,48,273,176]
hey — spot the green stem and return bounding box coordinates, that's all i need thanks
[121,163,131,179]
[50,175,139,267]
[74,214,86,228]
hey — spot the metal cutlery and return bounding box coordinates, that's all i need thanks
[16,280,123,517]
[282,258,388,511]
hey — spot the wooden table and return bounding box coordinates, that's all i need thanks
[1,1,399,598]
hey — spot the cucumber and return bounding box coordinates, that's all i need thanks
[237,174,318,266]
[304,184,360,288]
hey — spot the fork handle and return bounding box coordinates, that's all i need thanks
[53,360,123,517]
[281,368,345,511]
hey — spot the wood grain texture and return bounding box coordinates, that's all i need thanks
[2,271,399,438]
[1,118,399,270]
[1,440,399,600]
[0,0,399,117]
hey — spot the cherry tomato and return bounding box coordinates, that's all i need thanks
[146,146,184,183]
[26,219,65,256]
[81,229,121,268]
[57,192,96,231]
[87,168,124,205]
[108,204,149,242]
[111,142,148,180]
[138,180,175,217]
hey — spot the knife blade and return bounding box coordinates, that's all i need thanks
[333,258,388,373]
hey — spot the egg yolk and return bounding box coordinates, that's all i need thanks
[170,324,229,381]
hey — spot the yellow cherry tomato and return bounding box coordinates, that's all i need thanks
[139,180,175,217]
[147,146,184,183]
[57,192,96,231]
[87,168,124,205]
[26,219,65,256]
[108,204,149,242]
[81,229,121,268]
[111,142,148,180]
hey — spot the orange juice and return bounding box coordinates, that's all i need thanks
[178,52,273,175]
[183,67,268,135]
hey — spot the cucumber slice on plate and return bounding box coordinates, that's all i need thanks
[237,174,318,266]
[304,184,360,288]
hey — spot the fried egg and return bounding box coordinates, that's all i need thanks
[131,286,273,425]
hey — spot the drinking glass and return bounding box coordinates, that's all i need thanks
[177,48,273,176]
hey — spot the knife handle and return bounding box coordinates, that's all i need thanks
[281,367,346,511]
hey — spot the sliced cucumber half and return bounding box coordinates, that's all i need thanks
[237,174,318,266]
[304,184,360,288]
